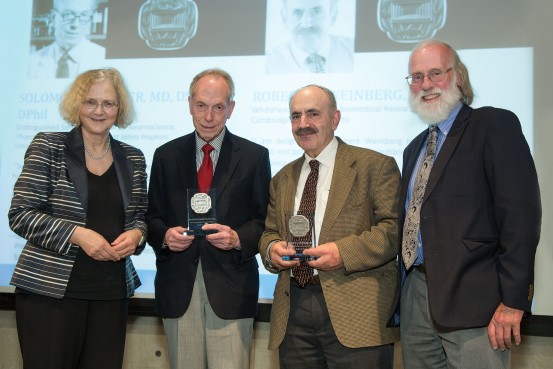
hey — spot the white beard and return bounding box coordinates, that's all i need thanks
[409,77,463,125]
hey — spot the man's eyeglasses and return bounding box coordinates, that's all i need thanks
[82,100,119,111]
[55,10,93,25]
[405,68,453,86]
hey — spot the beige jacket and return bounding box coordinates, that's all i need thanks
[259,139,401,349]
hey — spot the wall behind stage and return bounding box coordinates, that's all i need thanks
[0,0,551,316]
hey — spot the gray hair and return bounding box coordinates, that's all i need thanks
[410,39,474,105]
[189,68,235,103]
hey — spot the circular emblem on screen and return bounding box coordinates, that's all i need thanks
[190,192,211,214]
[288,215,310,237]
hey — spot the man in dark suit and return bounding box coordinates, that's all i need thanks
[391,40,541,369]
[146,68,271,369]
[259,84,400,368]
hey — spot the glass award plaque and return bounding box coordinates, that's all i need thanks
[186,189,217,237]
[282,210,317,261]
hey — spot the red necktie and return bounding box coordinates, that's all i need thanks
[197,144,214,193]
[292,159,319,287]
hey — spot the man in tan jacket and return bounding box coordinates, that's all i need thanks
[259,84,400,368]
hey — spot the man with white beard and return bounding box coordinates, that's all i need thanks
[388,39,541,369]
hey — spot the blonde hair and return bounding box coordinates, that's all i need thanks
[59,68,136,128]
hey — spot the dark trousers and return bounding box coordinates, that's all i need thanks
[15,293,128,369]
[279,279,394,369]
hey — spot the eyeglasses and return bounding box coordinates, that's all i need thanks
[290,111,321,123]
[82,99,119,111]
[55,10,93,25]
[193,102,228,115]
[405,68,453,86]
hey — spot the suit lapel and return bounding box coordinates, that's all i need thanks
[402,133,426,193]
[280,158,303,234]
[64,127,88,211]
[319,142,356,244]
[177,133,198,192]
[111,137,133,210]
[212,132,237,203]
[64,127,138,212]
[424,105,472,202]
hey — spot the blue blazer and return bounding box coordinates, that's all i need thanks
[389,104,541,329]
[9,127,148,298]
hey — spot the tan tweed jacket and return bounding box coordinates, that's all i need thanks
[259,139,400,349]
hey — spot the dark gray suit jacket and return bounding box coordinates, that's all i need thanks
[146,129,271,319]
[389,104,541,329]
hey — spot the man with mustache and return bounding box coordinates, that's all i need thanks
[266,0,354,74]
[390,40,541,369]
[259,84,401,368]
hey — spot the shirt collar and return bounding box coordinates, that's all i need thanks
[434,102,463,136]
[303,136,338,169]
[195,127,226,153]
[55,40,88,60]
[290,38,331,67]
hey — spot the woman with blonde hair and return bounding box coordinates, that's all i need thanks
[9,67,147,369]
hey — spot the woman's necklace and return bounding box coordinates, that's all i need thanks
[84,140,111,160]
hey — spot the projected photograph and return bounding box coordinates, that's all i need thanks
[265,0,356,74]
[28,0,108,79]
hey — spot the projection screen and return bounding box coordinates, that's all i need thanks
[1,0,551,317]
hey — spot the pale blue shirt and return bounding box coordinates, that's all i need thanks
[405,103,462,265]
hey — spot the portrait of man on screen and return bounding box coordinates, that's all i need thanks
[28,0,107,79]
[265,0,355,74]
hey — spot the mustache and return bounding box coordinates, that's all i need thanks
[294,27,320,35]
[419,88,442,98]
[295,127,318,136]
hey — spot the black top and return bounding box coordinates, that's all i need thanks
[65,164,126,300]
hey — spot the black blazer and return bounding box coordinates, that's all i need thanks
[389,104,541,329]
[146,129,271,319]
